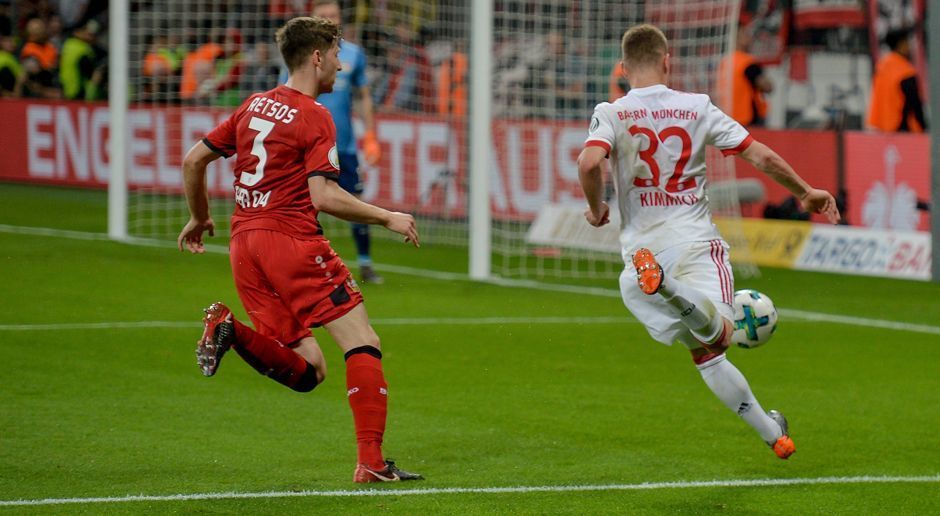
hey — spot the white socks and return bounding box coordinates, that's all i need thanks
[697,354,783,443]
[657,275,724,345]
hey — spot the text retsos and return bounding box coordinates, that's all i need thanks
[235,96,298,209]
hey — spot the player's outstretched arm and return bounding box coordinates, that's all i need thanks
[739,141,841,224]
[308,176,419,247]
[577,146,610,227]
[178,141,222,253]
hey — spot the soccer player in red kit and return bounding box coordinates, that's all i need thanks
[177,16,423,483]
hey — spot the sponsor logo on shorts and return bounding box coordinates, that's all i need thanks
[346,277,361,293]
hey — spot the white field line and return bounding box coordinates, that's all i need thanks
[3,225,939,336]
[1,475,937,507]
[0,316,637,331]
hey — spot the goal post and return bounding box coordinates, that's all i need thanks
[107,0,128,241]
[469,0,493,280]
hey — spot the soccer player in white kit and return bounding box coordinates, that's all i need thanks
[578,24,841,459]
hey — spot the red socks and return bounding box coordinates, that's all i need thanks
[231,319,318,392]
[345,346,388,470]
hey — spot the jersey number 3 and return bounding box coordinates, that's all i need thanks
[630,125,696,193]
[239,117,275,187]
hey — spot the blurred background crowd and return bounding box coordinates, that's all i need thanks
[0,0,929,133]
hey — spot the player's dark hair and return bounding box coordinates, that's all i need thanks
[621,24,668,69]
[313,0,340,7]
[275,16,341,73]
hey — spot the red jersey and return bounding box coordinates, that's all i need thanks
[203,85,340,240]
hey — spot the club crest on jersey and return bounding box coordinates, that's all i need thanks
[328,145,340,170]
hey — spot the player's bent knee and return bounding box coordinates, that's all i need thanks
[289,362,321,393]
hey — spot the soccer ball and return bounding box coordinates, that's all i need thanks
[731,289,778,349]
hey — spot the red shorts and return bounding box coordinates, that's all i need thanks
[229,230,364,345]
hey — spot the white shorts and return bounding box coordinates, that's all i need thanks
[620,239,734,348]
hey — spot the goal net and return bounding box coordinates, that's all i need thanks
[117,0,754,278]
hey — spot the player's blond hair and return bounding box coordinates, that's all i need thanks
[621,24,668,69]
[276,16,341,72]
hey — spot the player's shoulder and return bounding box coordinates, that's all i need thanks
[591,100,620,116]
[303,100,337,131]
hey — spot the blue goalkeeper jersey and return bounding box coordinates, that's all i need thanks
[317,40,368,156]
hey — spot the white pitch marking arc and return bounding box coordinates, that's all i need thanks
[0,475,937,507]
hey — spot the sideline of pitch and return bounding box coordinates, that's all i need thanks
[2,224,939,336]
[1,474,938,507]
[0,316,640,331]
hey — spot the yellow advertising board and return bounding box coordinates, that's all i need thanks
[714,218,812,268]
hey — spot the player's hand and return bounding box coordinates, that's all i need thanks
[584,202,610,227]
[385,211,420,247]
[177,217,215,254]
[361,130,381,165]
[800,188,841,224]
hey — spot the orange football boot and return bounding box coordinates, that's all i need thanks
[354,460,424,483]
[632,248,663,295]
[767,410,795,459]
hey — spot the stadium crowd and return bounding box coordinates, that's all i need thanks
[0,0,929,133]
[0,0,108,100]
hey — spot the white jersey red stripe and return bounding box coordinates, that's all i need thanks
[710,239,732,304]
[585,84,752,255]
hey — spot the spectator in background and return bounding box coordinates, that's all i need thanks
[60,20,104,100]
[717,24,772,126]
[527,30,586,119]
[608,60,627,101]
[372,24,433,113]
[240,40,280,94]
[867,28,927,133]
[20,17,59,98]
[142,34,184,103]
[179,34,221,102]
[199,28,245,106]
[436,40,466,117]
[0,31,24,97]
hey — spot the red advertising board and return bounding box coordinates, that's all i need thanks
[0,99,589,221]
[732,128,839,219]
[844,132,930,232]
[0,100,929,229]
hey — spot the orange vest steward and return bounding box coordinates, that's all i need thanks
[21,42,57,70]
[437,51,467,117]
[867,51,923,133]
[608,62,626,102]
[180,43,222,99]
[717,50,767,126]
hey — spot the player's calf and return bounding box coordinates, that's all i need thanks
[204,314,320,392]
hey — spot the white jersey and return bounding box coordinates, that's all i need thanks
[585,84,752,256]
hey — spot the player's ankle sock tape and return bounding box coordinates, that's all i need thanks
[345,346,383,361]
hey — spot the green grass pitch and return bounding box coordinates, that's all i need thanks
[1,183,938,514]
